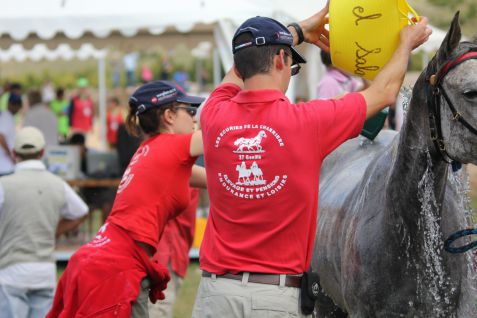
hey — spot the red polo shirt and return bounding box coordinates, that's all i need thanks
[108,133,196,251]
[70,96,94,133]
[199,83,366,274]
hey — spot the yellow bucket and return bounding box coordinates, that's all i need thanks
[329,0,419,80]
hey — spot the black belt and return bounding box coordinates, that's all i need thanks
[202,270,302,288]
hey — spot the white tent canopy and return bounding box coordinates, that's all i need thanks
[0,43,107,62]
[0,0,280,41]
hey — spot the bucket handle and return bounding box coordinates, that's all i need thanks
[398,0,420,25]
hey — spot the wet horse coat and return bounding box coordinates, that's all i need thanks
[312,14,477,318]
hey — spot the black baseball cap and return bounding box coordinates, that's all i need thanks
[232,16,306,64]
[129,80,205,115]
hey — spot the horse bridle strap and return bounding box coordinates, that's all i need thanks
[427,50,477,163]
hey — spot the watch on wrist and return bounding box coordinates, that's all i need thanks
[287,22,304,45]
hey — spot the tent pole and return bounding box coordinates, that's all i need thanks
[98,54,107,150]
[213,49,221,87]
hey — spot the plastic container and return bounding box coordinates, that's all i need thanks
[360,108,389,140]
[329,0,419,80]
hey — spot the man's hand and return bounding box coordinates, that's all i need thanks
[294,1,330,51]
[400,17,432,52]
[361,16,431,119]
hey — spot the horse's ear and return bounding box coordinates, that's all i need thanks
[436,11,462,64]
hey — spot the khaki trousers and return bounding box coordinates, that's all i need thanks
[132,278,151,318]
[192,273,310,318]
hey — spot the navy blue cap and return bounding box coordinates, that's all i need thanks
[129,80,205,115]
[232,16,306,64]
[8,93,22,105]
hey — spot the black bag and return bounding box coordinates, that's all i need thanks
[300,268,321,315]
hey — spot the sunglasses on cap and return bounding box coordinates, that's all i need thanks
[175,105,197,117]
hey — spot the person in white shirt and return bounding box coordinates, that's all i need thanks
[23,90,59,147]
[0,93,22,176]
[0,126,89,318]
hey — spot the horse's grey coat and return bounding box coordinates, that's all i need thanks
[312,13,477,318]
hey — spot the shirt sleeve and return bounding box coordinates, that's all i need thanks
[61,182,89,219]
[200,83,241,127]
[173,133,196,166]
[308,92,367,158]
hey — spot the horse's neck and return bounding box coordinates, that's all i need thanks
[387,90,449,224]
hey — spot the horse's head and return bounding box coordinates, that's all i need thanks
[419,12,477,164]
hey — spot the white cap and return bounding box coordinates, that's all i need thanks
[14,126,46,154]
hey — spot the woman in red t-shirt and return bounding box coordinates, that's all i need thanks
[48,81,206,318]
[106,96,126,147]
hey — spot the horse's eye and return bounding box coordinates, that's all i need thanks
[463,89,477,100]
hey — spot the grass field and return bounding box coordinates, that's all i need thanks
[173,262,201,318]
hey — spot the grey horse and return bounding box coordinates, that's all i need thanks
[312,13,477,318]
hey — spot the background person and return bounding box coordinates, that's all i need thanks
[116,123,142,175]
[68,78,94,134]
[48,80,207,317]
[0,83,22,112]
[106,96,126,148]
[0,126,88,318]
[192,3,431,317]
[316,49,366,99]
[23,90,58,147]
[0,93,23,176]
[50,88,70,142]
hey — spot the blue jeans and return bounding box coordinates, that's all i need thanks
[0,284,54,318]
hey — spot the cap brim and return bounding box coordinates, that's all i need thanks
[176,95,206,107]
[291,47,306,64]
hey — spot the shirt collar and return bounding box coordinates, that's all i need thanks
[231,89,289,104]
[15,160,47,172]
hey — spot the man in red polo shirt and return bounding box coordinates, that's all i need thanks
[192,3,431,318]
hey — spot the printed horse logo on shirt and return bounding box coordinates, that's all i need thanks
[250,161,265,184]
[236,162,252,185]
[236,161,266,186]
[233,130,267,153]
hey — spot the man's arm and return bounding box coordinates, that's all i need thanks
[0,134,13,163]
[220,67,245,88]
[56,215,87,238]
[57,182,89,238]
[288,3,431,119]
[360,18,431,118]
